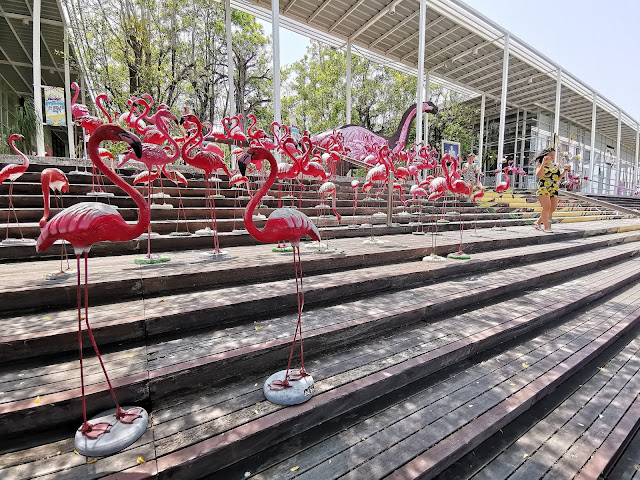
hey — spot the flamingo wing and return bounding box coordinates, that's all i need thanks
[36,202,131,252]
[264,209,320,243]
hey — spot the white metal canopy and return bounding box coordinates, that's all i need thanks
[0,0,80,97]
[234,0,638,154]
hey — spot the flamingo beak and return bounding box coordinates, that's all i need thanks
[131,140,143,159]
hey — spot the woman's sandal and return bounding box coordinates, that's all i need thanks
[533,223,541,230]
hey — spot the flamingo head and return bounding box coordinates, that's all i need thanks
[8,133,24,147]
[238,147,270,177]
[98,125,143,158]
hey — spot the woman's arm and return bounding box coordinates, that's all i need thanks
[536,163,545,179]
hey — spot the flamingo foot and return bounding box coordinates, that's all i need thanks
[115,407,144,424]
[264,370,315,406]
[75,406,148,457]
[78,421,112,439]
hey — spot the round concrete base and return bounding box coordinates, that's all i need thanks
[136,232,160,240]
[348,224,360,229]
[272,246,294,253]
[169,231,192,237]
[134,255,171,265]
[201,250,229,261]
[305,242,337,254]
[232,229,248,235]
[74,407,148,457]
[447,252,471,260]
[362,237,387,245]
[422,254,446,262]
[45,270,73,281]
[69,170,91,176]
[1,238,36,246]
[150,203,173,210]
[263,371,315,406]
[411,231,426,235]
[492,227,507,231]
[436,219,450,224]
[253,214,267,221]
[150,192,171,199]
[195,227,216,236]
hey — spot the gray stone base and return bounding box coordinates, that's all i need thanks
[263,370,315,406]
[74,407,148,457]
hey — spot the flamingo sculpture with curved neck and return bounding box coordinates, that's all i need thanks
[70,82,89,119]
[442,154,472,258]
[238,147,319,400]
[36,124,148,452]
[40,168,71,275]
[180,114,231,256]
[1,134,30,242]
[311,102,438,161]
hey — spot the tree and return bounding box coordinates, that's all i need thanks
[63,0,272,128]
[427,86,479,156]
[282,42,417,137]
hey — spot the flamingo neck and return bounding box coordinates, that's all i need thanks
[40,176,50,227]
[244,150,278,242]
[155,114,180,162]
[72,83,79,106]
[96,95,112,123]
[10,136,29,170]
[88,133,150,239]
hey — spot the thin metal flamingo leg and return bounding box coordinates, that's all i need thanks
[82,253,141,424]
[76,254,111,438]
[8,182,24,239]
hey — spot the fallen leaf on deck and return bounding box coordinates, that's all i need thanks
[510,383,516,386]
[599,414,603,419]
[523,454,528,458]
[254,410,259,414]
[55,451,61,456]
[34,396,40,403]
[158,300,164,303]
[87,459,97,464]
[124,354,134,358]
[44,317,51,320]
[578,423,584,427]
[254,383,258,387]
[468,404,473,408]
[255,326,263,330]
[137,456,146,464]
[290,466,300,472]
[73,449,79,455]
[522,363,528,368]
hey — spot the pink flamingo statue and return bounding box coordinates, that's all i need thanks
[40,168,72,277]
[36,124,148,456]
[180,114,231,257]
[350,180,360,227]
[442,155,472,259]
[493,165,511,230]
[1,134,30,244]
[162,166,190,236]
[238,147,320,404]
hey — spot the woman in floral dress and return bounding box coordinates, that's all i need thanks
[534,148,570,232]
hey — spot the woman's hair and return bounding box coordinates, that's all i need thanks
[535,147,555,163]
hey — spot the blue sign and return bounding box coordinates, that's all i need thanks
[442,140,460,159]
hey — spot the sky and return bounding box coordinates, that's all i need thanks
[259,0,640,123]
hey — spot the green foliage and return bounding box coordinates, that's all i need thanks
[282,42,416,136]
[64,0,272,128]
[427,86,479,155]
[1,98,37,154]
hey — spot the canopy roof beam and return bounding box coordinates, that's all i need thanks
[349,0,405,42]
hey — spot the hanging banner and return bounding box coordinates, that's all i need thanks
[44,86,66,126]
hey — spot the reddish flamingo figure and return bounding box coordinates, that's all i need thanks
[70,82,89,119]
[36,124,147,449]
[442,154,471,258]
[1,134,30,243]
[162,166,190,235]
[318,181,341,224]
[409,184,429,234]
[238,147,320,399]
[40,168,71,275]
[351,180,360,221]
[180,114,231,256]
[493,166,511,229]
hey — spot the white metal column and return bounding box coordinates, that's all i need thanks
[520,108,527,165]
[424,72,430,144]
[272,0,281,124]
[497,33,509,166]
[478,94,485,167]
[633,123,640,189]
[415,0,426,145]
[553,68,561,146]
[589,92,597,194]
[346,41,352,124]
[616,110,622,194]
[33,0,45,156]
[225,0,235,118]
[64,27,75,159]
